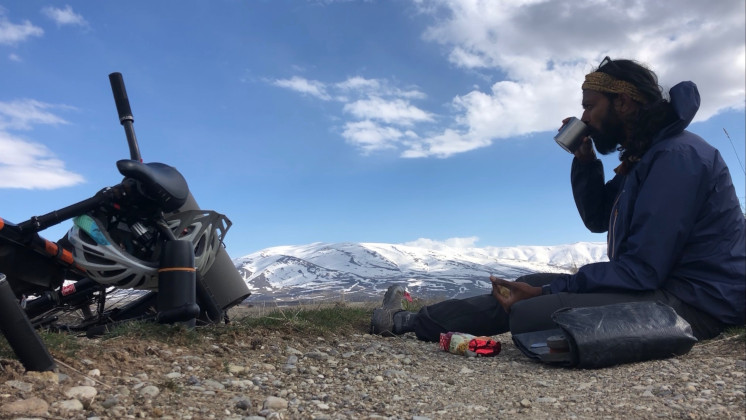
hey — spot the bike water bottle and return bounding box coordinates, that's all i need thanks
[156,240,200,327]
[0,274,56,371]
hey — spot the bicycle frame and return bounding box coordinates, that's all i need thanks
[0,72,250,334]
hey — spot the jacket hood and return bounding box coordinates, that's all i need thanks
[658,81,700,139]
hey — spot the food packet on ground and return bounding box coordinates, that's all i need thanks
[439,332,501,357]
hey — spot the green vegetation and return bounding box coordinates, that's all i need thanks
[101,320,202,345]
[233,302,375,337]
[722,325,746,342]
[0,329,81,360]
[0,303,743,368]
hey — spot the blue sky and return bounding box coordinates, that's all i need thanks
[1,0,744,259]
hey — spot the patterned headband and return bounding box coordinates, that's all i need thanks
[582,72,648,104]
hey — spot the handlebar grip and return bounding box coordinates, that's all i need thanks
[109,72,134,124]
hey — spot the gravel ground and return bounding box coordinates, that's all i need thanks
[0,319,743,419]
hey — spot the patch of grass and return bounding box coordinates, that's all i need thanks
[0,299,421,360]
[160,378,182,393]
[101,320,202,345]
[0,328,81,362]
[0,335,18,360]
[403,297,431,313]
[722,325,745,342]
[38,330,82,358]
[234,302,374,337]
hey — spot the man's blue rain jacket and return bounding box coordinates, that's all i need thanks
[550,81,746,326]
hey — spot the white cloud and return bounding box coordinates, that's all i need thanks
[0,9,43,45]
[404,129,492,158]
[336,76,381,92]
[0,131,84,189]
[41,5,88,27]
[271,75,431,154]
[0,99,70,130]
[403,236,481,250]
[274,0,745,158]
[273,76,331,100]
[0,100,84,189]
[341,120,407,153]
[343,96,433,126]
[417,0,745,125]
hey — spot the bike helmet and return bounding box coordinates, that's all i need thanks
[67,211,229,290]
[67,215,159,289]
[165,210,228,277]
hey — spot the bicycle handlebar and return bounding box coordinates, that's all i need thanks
[17,185,125,234]
[109,72,142,161]
[109,73,132,124]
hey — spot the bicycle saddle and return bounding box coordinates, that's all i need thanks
[116,160,189,212]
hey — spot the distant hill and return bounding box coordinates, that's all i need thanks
[234,241,608,302]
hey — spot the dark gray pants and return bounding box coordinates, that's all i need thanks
[411,273,724,342]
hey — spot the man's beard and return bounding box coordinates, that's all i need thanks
[589,107,625,155]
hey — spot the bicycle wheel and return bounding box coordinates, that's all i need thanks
[24,277,157,334]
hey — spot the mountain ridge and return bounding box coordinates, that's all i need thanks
[233,241,609,302]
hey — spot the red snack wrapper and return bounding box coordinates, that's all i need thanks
[468,337,501,357]
[439,332,454,351]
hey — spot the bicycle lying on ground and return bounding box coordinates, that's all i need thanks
[0,73,251,370]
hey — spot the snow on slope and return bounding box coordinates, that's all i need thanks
[233,241,608,302]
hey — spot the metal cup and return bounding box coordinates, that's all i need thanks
[554,117,589,153]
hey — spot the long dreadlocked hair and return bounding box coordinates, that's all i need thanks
[594,58,677,166]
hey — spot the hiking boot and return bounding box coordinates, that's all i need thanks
[370,285,411,336]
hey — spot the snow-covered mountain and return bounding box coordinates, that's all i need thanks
[233,241,608,303]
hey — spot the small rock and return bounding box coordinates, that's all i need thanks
[235,397,252,411]
[53,399,85,411]
[284,355,299,370]
[5,380,33,392]
[64,385,97,406]
[263,396,289,410]
[520,399,532,408]
[203,379,225,390]
[228,364,246,374]
[384,369,407,378]
[115,385,131,397]
[305,351,329,360]
[102,396,119,409]
[25,370,59,384]
[0,397,49,416]
[139,385,160,398]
